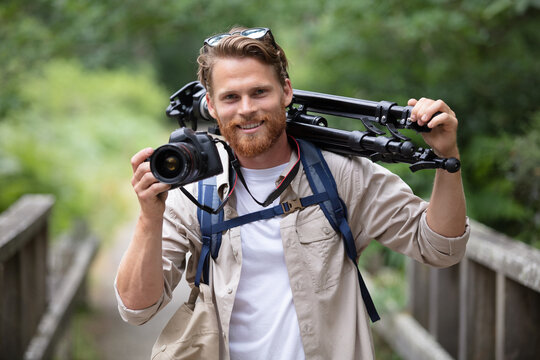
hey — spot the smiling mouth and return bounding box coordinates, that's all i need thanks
[239,121,263,130]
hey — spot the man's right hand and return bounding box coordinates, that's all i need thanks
[131,147,171,218]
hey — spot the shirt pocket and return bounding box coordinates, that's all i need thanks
[295,211,347,292]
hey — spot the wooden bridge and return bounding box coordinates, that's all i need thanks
[1,194,539,359]
[374,220,540,360]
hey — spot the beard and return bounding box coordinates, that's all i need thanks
[217,108,287,158]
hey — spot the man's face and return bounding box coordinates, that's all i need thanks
[206,57,293,158]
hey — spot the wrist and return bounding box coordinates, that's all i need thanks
[138,210,164,230]
[435,146,460,160]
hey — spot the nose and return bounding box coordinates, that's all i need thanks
[238,96,256,117]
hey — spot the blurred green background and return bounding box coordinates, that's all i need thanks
[1,0,539,248]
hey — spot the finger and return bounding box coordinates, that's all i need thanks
[412,97,431,125]
[134,170,160,192]
[131,147,154,173]
[427,112,458,130]
[133,174,170,203]
[409,98,422,122]
[139,181,171,199]
[422,99,447,122]
[422,100,456,128]
[131,160,152,186]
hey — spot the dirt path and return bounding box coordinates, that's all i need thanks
[85,222,190,359]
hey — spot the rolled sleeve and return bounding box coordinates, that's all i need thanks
[418,211,470,267]
[114,277,170,325]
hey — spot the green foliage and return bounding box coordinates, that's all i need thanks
[1,0,539,247]
[282,0,540,246]
[0,60,169,239]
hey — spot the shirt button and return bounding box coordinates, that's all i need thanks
[160,344,167,352]
[323,227,331,235]
[227,287,233,294]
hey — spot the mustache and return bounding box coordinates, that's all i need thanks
[215,106,288,131]
[227,114,271,127]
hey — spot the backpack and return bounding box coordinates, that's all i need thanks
[194,139,380,323]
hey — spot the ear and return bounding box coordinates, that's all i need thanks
[206,93,218,120]
[282,78,293,107]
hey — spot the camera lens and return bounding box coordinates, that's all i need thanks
[160,154,182,177]
[150,143,201,184]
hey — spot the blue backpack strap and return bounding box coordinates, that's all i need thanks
[195,177,224,287]
[297,139,380,322]
[211,192,329,234]
[193,140,379,322]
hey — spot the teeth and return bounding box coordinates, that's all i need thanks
[240,122,263,130]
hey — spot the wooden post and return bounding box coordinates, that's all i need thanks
[409,261,431,329]
[503,277,540,358]
[1,253,22,358]
[430,265,460,358]
[0,195,54,360]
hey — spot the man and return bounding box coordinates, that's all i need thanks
[116,27,469,359]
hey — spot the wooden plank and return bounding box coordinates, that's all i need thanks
[431,265,460,358]
[409,261,431,330]
[467,220,540,292]
[0,195,54,263]
[24,235,99,360]
[465,260,496,360]
[495,272,505,360]
[458,259,468,360]
[0,254,22,360]
[373,312,453,360]
[35,228,48,324]
[0,263,3,327]
[504,277,540,359]
[20,239,36,353]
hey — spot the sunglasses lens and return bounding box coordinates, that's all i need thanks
[241,28,269,39]
[206,34,229,46]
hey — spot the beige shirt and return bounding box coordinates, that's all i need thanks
[117,145,470,359]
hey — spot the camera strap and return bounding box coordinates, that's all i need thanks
[180,137,300,213]
[230,136,301,208]
[178,139,238,215]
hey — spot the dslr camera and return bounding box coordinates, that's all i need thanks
[149,128,223,188]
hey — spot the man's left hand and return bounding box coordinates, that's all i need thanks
[408,98,460,159]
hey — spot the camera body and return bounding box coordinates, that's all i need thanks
[149,128,223,188]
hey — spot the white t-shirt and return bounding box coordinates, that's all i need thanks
[229,163,306,360]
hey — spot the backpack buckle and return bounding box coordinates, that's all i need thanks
[281,199,304,214]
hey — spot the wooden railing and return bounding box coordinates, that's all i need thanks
[3,195,538,359]
[0,195,99,360]
[374,220,540,360]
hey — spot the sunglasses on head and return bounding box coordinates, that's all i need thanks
[204,27,274,47]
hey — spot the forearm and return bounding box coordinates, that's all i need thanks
[407,97,467,237]
[426,166,467,238]
[116,213,165,310]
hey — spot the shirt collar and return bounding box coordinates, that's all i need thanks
[215,139,301,199]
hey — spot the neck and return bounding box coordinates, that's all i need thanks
[236,132,292,169]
